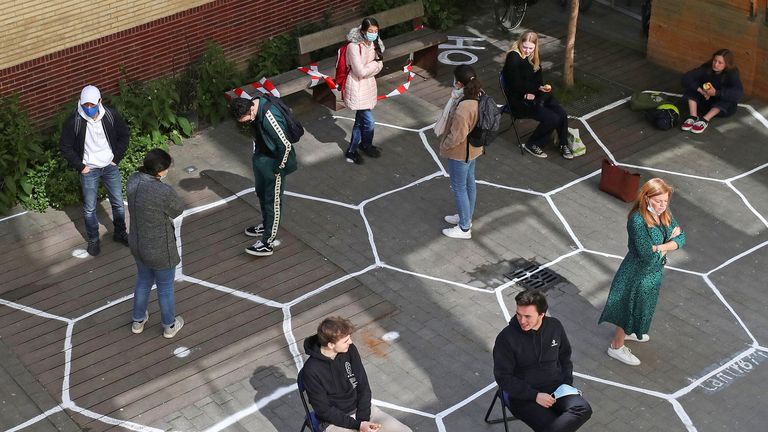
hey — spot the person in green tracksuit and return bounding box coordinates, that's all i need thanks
[230,96,298,257]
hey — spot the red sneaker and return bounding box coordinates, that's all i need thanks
[691,119,709,134]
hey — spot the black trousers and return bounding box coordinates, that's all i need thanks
[528,95,569,149]
[509,394,592,432]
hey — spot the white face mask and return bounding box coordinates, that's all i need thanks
[647,202,660,216]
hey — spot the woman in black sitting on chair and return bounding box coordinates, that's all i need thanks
[502,31,572,159]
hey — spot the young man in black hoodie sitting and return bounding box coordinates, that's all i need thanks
[302,317,412,432]
[493,291,592,432]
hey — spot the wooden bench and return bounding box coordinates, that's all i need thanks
[225,1,447,110]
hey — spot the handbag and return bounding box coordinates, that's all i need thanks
[599,159,641,202]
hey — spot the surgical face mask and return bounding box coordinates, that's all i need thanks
[366,32,378,42]
[82,104,99,117]
[647,202,660,216]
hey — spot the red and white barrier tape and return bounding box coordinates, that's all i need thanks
[233,77,281,99]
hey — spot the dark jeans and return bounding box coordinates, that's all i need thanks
[682,89,736,118]
[346,109,375,156]
[510,394,592,432]
[80,164,126,241]
[528,95,569,148]
[252,153,285,245]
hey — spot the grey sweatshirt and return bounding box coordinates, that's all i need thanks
[127,171,184,269]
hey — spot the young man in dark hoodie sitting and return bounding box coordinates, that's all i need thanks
[493,291,592,432]
[302,316,412,432]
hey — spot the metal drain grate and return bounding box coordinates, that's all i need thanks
[504,258,562,291]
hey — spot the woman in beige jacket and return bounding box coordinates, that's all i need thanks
[343,17,384,165]
[438,65,482,239]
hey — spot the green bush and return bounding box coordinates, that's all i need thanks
[110,76,193,145]
[194,42,242,125]
[246,34,298,80]
[422,0,463,30]
[0,94,44,214]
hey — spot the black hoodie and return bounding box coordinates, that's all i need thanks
[302,335,372,430]
[492,316,573,402]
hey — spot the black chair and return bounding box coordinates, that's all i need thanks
[297,369,322,432]
[484,387,518,432]
[498,70,526,155]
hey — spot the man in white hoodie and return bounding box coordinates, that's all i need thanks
[60,85,130,256]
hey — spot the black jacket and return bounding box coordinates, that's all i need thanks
[682,65,743,105]
[60,107,130,172]
[502,51,544,117]
[302,336,371,430]
[493,316,573,402]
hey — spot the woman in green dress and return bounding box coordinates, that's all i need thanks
[599,178,685,366]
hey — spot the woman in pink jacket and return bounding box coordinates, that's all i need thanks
[343,17,384,165]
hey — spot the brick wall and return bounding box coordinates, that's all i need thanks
[0,0,362,122]
[646,0,767,101]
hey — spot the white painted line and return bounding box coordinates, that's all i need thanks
[284,191,358,210]
[204,384,298,432]
[0,210,28,223]
[4,405,65,432]
[179,275,284,308]
[475,180,545,196]
[332,115,421,132]
[670,347,756,398]
[359,171,444,206]
[581,248,624,260]
[380,264,495,294]
[282,306,304,372]
[580,96,630,121]
[572,371,669,399]
[577,119,616,163]
[359,206,381,265]
[742,104,768,130]
[669,399,698,432]
[67,403,164,432]
[61,322,74,404]
[0,298,71,323]
[546,169,602,196]
[545,195,584,250]
[707,239,768,276]
[725,181,768,229]
[286,264,378,307]
[616,163,726,183]
[496,249,582,291]
[372,399,436,418]
[701,277,757,346]
[435,381,496,418]
[495,288,512,323]
[725,161,768,183]
[74,293,136,322]
[418,131,446,176]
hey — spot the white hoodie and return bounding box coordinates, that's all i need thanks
[78,104,114,168]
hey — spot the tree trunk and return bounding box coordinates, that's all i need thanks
[564,0,580,87]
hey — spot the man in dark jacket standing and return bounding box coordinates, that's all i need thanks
[493,291,592,432]
[230,96,297,257]
[302,317,412,432]
[60,85,130,256]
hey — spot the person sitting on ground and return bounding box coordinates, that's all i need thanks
[302,316,412,432]
[502,31,573,159]
[680,48,743,134]
[493,291,592,432]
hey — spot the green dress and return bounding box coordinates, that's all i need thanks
[598,211,686,335]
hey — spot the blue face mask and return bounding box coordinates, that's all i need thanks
[82,104,99,117]
[366,32,378,42]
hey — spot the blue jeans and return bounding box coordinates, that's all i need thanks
[346,109,375,156]
[447,158,477,230]
[80,164,126,241]
[132,258,176,328]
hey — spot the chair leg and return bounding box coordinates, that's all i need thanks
[510,118,524,155]
[484,389,513,432]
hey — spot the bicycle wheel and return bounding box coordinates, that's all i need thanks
[494,0,527,31]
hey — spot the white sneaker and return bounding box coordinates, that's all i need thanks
[163,316,184,339]
[442,225,471,239]
[625,333,650,343]
[444,214,459,225]
[607,345,641,366]
[131,312,149,334]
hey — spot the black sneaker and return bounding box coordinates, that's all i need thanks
[245,240,273,256]
[560,145,574,160]
[361,146,382,158]
[244,224,264,237]
[113,231,129,246]
[524,143,548,158]
[87,240,101,256]
[345,152,364,165]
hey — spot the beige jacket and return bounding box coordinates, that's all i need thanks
[439,99,483,161]
[343,28,384,111]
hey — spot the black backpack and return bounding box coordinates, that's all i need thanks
[257,94,304,143]
[464,93,502,147]
[644,103,680,131]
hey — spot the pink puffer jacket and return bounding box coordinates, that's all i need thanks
[343,28,384,111]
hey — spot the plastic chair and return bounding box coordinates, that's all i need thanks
[498,70,527,155]
[297,369,322,432]
[484,387,518,432]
